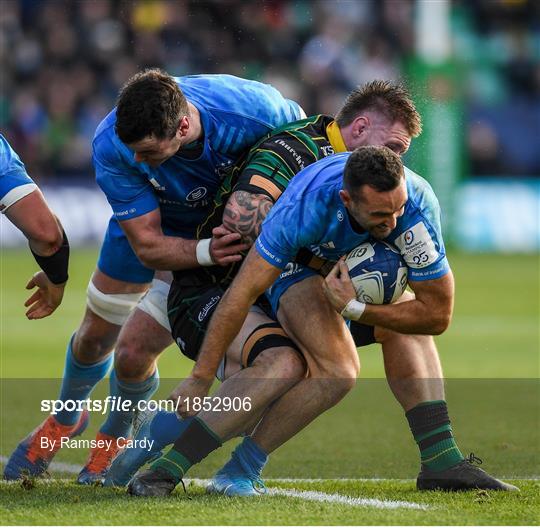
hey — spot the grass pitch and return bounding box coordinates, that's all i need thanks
[0,248,539,525]
[1,478,538,525]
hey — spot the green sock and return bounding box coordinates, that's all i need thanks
[406,400,464,472]
[150,417,222,481]
[151,448,191,481]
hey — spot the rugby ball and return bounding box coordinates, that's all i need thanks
[344,240,408,304]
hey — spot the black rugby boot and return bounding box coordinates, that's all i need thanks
[417,453,519,492]
[127,467,180,497]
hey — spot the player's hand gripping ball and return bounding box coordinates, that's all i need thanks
[344,240,408,304]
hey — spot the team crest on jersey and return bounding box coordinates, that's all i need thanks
[404,230,414,245]
[186,186,208,202]
[337,210,344,222]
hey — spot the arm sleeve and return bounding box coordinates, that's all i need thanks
[0,138,37,212]
[255,193,324,269]
[93,137,158,221]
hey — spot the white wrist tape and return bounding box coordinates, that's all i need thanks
[196,238,214,266]
[340,299,366,321]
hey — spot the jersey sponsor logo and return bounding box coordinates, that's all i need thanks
[115,208,136,217]
[321,146,335,157]
[197,295,221,322]
[273,139,306,170]
[159,197,210,209]
[257,238,282,264]
[186,186,208,202]
[394,222,440,269]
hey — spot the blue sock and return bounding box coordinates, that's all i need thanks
[151,411,192,447]
[56,334,113,426]
[227,437,268,477]
[99,369,159,438]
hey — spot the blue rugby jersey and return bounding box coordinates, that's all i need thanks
[0,134,37,213]
[93,74,303,237]
[256,152,450,282]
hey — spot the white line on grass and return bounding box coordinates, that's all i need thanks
[267,487,428,510]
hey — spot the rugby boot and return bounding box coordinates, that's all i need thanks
[3,410,89,480]
[77,432,122,485]
[417,453,519,492]
[127,466,180,497]
[207,451,267,497]
[105,409,189,487]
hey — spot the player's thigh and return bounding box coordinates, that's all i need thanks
[75,268,150,361]
[277,274,359,378]
[223,306,304,380]
[76,219,154,358]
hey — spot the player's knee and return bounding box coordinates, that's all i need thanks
[114,336,154,380]
[73,329,114,364]
[314,353,359,399]
[335,359,360,391]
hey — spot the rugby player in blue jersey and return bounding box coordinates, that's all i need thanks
[1,134,69,319]
[129,146,516,495]
[3,69,304,482]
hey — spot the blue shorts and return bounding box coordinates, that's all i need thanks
[97,217,155,284]
[265,263,318,318]
[265,262,376,347]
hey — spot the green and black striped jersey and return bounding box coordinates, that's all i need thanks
[174,114,347,287]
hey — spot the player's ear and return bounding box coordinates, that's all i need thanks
[176,116,189,138]
[352,116,368,138]
[339,189,352,208]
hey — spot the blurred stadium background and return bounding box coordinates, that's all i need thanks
[1,0,539,251]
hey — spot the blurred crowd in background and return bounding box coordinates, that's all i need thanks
[1,0,539,183]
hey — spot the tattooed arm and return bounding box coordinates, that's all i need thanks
[222,190,274,246]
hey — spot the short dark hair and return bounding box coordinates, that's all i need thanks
[343,146,404,197]
[335,80,422,137]
[115,68,189,143]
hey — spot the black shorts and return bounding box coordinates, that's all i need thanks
[168,277,225,362]
[168,271,274,361]
[349,321,376,347]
